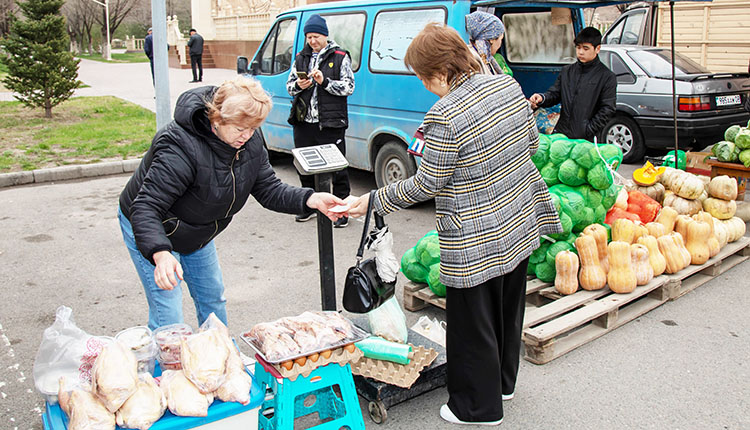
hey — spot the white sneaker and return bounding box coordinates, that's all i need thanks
[502,392,514,401]
[439,404,503,426]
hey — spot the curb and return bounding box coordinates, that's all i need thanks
[0,159,141,188]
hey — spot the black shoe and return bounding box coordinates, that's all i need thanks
[295,211,316,222]
[333,216,349,228]
[189,80,200,83]
[198,79,202,82]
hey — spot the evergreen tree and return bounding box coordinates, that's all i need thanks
[1,0,80,118]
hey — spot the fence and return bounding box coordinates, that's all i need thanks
[214,12,275,40]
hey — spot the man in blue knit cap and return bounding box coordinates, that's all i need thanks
[287,14,355,227]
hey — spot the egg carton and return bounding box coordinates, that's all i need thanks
[350,344,438,389]
[273,345,364,381]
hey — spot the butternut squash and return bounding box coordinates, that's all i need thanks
[655,206,678,232]
[685,221,711,265]
[633,224,649,243]
[645,222,667,238]
[607,241,637,294]
[554,251,579,296]
[674,215,693,242]
[637,235,666,276]
[583,224,609,273]
[630,243,654,286]
[657,235,685,274]
[712,217,729,248]
[692,211,721,256]
[575,234,607,291]
[612,218,636,244]
[670,232,692,268]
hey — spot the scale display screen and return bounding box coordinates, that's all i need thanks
[292,144,349,175]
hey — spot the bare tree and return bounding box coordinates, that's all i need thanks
[62,0,97,54]
[0,0,17,36]
[94,0,138,57]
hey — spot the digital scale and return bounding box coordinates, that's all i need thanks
[292,144,349,175]
[291,144,349,311]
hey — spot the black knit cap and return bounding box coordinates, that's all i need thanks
[304,14,328,36]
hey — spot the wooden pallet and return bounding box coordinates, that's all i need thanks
[522,276,670,365]
[402,277,551,312]
[664,236,750,300]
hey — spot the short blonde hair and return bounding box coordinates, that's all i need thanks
[205,76,272,127]
[404,23,480,85]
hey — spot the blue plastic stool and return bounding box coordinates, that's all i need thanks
[254,357,365,430]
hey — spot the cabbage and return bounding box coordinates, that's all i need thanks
[593,204,607,224]
[541,162,560,186]
[549,184,586,225]
[557,159,587,186]
[740,149,750,168]
[415,234,440,267]
[570,140,596,169]
[725,125,742,143]
[531,136,550,169]
[550,193,562,214]
[427,264,446,297]
[576,185,602,207]
[549,139,576,165]
[400,247,430,283]
[534,261,556,282]
[530,240,552,264]
[715,140,737,162]
[573,207,595,233]
[594,144,623,169]
[601,183,619,209]
[735,129,750,150]
[587,162,614,190]
[550,211,573,240]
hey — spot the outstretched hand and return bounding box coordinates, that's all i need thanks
[153,250,183,290]
[306,192,347,221]
[347,192,371,218]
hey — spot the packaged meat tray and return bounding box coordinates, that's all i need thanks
[153,323,193,370]
[240,311,368,364]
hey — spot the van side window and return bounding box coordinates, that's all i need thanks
[258,18,297,75]
[503,12,575,64]
[604,10,645,45]
[370,8,446,74]
[604,18,626,44]
[321,13,366,71]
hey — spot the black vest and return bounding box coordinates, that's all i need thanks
[292,43,349,129]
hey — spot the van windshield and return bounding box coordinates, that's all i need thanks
[628,49,710,78]
[503,11,575,64]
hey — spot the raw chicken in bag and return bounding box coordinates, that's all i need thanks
[115,373,167,430]
[200,313,253,405]
[91,341,139,413]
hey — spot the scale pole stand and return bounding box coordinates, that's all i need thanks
[315,172,336,311]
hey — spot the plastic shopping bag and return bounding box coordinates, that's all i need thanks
[367,296,408,343]
[410,316,446,347]
[33,306,109,399]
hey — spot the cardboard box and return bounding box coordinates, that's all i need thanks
[686,151,712,176]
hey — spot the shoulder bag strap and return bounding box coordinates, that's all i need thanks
[355,191,377,260]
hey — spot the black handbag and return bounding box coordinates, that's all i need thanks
[342,192,396,313]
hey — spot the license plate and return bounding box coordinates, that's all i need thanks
[716,94,741,107]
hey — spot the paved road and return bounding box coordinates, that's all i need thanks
[0,60,748,429]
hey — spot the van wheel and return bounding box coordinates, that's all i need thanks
[374,141,416,187]
[601,115,645,164]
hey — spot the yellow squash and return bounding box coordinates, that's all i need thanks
[607,241,637,294]
[575,234,607,291]
[554,251,579,296]
[630,243,654,286]
[637,235,666,276]
[583,224,609,273]
[685,220,711,265]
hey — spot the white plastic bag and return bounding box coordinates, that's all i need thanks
[33,306,107,398]
[411,316,446,347]
[367,296,408,343]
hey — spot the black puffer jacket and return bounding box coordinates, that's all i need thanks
[540,56,617,140]
[119,86,313,263]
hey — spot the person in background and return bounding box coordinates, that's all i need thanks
[348,23,561,426]
[529,26,616,141]
[188,28,204,83]
[466,11,512,76]
[286,14,354,228]
[144,28,154,84]
[118,76,345,330]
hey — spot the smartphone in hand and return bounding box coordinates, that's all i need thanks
[296,71,309,80]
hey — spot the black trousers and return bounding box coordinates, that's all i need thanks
[190,54,203,81]
[445,257,529,422]
[148,58,154,85]
[292,122,350,201]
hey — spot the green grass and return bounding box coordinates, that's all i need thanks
[0,96,156,172]
[77,52,150,63]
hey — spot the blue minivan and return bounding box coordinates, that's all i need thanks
[238,0,587,186]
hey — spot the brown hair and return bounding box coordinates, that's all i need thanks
[404,23,480,85]
[205,76,272,127]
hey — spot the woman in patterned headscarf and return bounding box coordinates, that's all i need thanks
[466,10,513,76]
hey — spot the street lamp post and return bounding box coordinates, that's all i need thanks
[90,0,111,61]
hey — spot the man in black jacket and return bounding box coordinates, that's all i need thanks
[187,28,204,83]
[529,27,617,141]
[286,14,355,227]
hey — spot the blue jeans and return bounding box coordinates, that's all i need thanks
[118,208,227,330]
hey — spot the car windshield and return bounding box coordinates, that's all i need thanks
[628,49,710,78]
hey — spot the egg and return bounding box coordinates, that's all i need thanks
[281,360,294,370]
[294,356,307,367]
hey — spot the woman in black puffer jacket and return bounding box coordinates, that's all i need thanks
[118,77,344,330]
